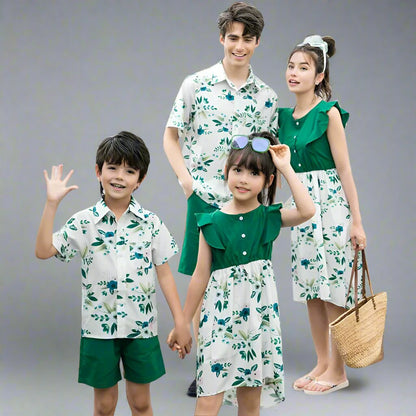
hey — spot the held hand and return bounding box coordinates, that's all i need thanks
[269,144,291,172]
[350,223,367,250]
[44,165,78,204]
[167,327,192,359]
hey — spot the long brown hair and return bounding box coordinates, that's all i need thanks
[288,36,336,100]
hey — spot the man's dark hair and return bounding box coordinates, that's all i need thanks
[218,2,264,40]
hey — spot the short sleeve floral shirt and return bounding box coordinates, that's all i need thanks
[52,197,178,339]
[166,61,279,207]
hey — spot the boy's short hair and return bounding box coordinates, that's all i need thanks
[218,2,264,40]
[96,131,150,181]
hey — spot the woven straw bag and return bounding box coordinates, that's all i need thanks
[329,249,387,368]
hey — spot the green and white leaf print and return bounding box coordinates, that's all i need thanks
[290,169,363,308]
[52,197,178,339]
[166,62,278,207]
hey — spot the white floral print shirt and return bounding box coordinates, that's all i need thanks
[166,61,279,207]
[53,197,178,339]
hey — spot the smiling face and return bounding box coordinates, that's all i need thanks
[220,22,259,69]
[227,163,266,206]
[286,51,324,95]
[96,161,142,208]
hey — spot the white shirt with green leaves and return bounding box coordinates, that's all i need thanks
[52,197,178,339]
[167,61,279,207]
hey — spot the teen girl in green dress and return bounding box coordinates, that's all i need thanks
[278,35,367,395]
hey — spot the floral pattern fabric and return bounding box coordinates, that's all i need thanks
[279,102,362,308]
[286,169,361,308]
[196,207,284,408]
[166,61,279,207]
[53,197,178,339]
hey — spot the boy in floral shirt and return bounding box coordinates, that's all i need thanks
[163,1,278,396]
[36,131,191,415]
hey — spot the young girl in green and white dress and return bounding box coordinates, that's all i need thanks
[278,35,367,395]
[170,131,315,415]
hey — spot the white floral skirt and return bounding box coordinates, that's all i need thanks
[196,260,284,407]
[287,169,362,309]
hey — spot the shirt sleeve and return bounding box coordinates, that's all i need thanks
[165,75,195,132]
[52,215,85,262]
[151,215,179,265]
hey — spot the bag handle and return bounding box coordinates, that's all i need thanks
[346,249,376,321]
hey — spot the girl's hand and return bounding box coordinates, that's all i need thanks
[44,165,78,204]
[350,223,367,250]
[269,144,291,171]
[167,326,192,359]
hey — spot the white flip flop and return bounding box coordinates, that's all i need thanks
[304,379,349,395]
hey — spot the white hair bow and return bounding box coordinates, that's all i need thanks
[297,35,328,73]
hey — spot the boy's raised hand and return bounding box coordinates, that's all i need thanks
[269,144,291,171]
[44,164,78,203]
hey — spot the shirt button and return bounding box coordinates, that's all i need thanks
[296,121,299,126]
[298,163,302,167]
[241,233,246,238]
[294,135,296,139]
[294,149,297,153]
[239,216,244,221]
[243,251,247,256]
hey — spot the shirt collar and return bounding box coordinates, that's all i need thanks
[90,197,147,224]
[211,61,259,91]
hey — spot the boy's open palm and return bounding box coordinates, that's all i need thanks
[44,164,78,203]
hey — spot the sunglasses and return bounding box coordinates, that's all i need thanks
[231,135,271,153]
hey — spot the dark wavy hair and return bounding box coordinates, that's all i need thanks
[225,131,278,205]
[96,131,150,196]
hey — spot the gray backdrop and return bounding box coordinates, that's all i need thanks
[1,1,415,415]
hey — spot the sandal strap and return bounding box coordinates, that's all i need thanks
[313,379,336,388]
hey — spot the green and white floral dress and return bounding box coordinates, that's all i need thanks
[195,204,285,408]
[278,101,361,309]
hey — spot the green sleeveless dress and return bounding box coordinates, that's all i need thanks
[278,100,361,309]
[195,204,285,408]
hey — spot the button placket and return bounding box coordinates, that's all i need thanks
[294,120,301,166]
[238,216,248,256]
[242,232,247,255]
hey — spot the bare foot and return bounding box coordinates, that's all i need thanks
[293,375,315,390]
[293,366,327,391]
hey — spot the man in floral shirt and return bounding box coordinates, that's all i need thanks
[36,132,191,415]
[163,2,278,396]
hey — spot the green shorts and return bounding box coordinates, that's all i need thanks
[78,336,165,389]
[178,192,217,276]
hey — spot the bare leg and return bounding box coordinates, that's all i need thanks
[94,385,118,416]
[304,302,348,393]
[125,381,152,416]
[194,392,224,416]
[192,297,204,346]
[236,386,262,416]
[293,298,329,389]
[187,298,204,396]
